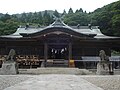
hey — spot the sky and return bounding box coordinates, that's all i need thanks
[0,0,119,14]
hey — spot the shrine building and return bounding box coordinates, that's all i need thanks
[0,19,120,68]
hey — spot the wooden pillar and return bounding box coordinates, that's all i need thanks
[44,43,48,67]
[68,42,72,60]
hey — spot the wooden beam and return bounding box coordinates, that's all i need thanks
[44,43,48,67]
[69,42,72,60]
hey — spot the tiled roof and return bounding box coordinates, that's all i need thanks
[0,19,119,39]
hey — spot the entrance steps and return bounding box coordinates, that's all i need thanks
[19,68,94,75]
[46,59,69,67]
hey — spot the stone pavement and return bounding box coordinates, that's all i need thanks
[4,74,103,90]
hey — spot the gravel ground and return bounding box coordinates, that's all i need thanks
[81,75,120,90]
[0,75,120,90]
[0,75,31,90]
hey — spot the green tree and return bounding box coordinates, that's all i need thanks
[53,10,60,18]
[43,10,53,25]
[62,9,67,15]
[68,8,74,14]
[27,12,33,23]
[38,12,43,25]
[0,13,11,22]
[64,11,89,25]
[20,13,27,23]
[79,8,83,13]
[111,14,120,36]
[89,1,120,36]
[32,12,38,23]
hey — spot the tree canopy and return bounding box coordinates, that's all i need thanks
[0,1,120,36]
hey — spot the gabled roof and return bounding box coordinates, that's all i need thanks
[0,19,119,39]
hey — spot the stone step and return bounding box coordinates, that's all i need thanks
[46,64,68,67]
[46,59,69,67]
[19,68,94,75]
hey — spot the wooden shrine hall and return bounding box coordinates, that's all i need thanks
[0,18,120,68]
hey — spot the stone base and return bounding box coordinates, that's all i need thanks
[41,61,45,67]
[0,62,18,75]
[96,62,110,75]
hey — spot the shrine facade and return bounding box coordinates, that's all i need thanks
[0,19,120,68]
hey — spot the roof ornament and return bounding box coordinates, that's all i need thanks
[51,14,66,26]
[25,23,29,30]
[19,25,22,28]
[53,14,62,22]
[53,14,58,20]
[37,24,41,28]
[88,24,92,30]
[52,13,66,22]
[77,24,80,29]
[96,26,99,29]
